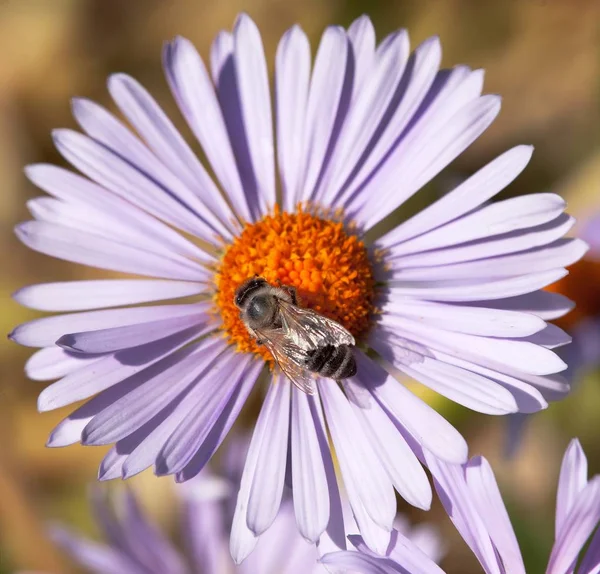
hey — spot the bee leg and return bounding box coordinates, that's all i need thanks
[256,338,264,346]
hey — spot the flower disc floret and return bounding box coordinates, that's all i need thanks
[215,207,375,359]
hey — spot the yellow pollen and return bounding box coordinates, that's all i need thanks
[214,206,375,361]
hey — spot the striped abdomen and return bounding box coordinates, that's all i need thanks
[304,344,356,380]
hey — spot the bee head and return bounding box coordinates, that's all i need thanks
[234,276,268,309]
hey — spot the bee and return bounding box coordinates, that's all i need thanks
[234,276,357,394]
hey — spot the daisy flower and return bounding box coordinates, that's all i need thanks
[43,471,445,574]
[47,474,324,574]
[10,12,584,560]
[425,438,600,574]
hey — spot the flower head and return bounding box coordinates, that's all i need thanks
[10,12,584,560]
[426,439,600,574]
[48,473,323,574]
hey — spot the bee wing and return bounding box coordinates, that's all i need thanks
[256,328,317,395]
[278,299,355,348]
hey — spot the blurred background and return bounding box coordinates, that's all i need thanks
[1,0,600,572]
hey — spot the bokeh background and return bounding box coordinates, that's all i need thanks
[1,0,600,572]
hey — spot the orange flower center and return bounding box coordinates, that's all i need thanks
[214,207,375,361]
[546,257,600,330]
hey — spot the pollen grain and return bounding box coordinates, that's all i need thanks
[214,207,375,360]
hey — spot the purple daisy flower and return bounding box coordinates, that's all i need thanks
[425,439,600,574]
[41,469,445,574]
[10,12,584,560]
[46,473,324,574]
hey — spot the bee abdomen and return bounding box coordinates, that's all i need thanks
[305,344,356,380]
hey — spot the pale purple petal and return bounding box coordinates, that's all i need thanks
[247,377,291,534]
[14,279,206,312]
[276,25,311,212]
[24,164,212,262]
[11,302,209,348]
[350,531,446,574]
[37,324,209,411]
[58,314,208,355]
[547,477,600,574]
[344,358,432,509]
[52,129,213,239]
[387,269,567,301]
[381,298,546,337]
[50,526,147,574]
[472,291,574,321]
[291,387,330,542]
[118,489,188,574]
[298,26,349,203]
[364,349,468,464]
[175,362,262,482]
[555,438,589,539]
[337,36,442,207]
[390,239,587,281]
[71,96,231,241]
[420,350,548,414]
[209,29,265,222]
[378,145,533,248]
[163,35,251,222]
[378,314,566,376]
[241,502,319,574]
[400,357,519,415]
[230,382,283,563]
[25,346,101,381]
[386,193,566,258]
[316,28,410,204]
[386,214,575,271]
[15,221,210,282]
[156,351,256,475]
[426,453,502,574]
[183,493,227,574]
[348,77,498,228]
[81,338,225,445]
[107,74,237,234]
[347,15,375,90]
[465,457,526,574]
[578,526,600,574]
[233,14,276,213]
[319,378,396,532]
